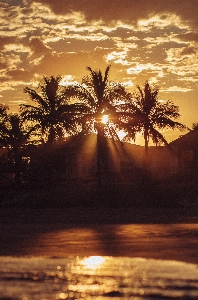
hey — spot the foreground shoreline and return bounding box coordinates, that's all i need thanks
[1,208,198,264]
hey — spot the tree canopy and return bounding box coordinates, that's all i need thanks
[120,81,187,154]
[21,76,86,145]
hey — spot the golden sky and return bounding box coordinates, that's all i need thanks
[1,0,198,142]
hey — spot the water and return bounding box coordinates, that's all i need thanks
[1,256,198,299]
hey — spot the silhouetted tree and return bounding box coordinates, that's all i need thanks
[192,123,198,130]
[21,76,84,145]
[0,104,8,123]
[67,65,130,186]
[0,111,39,184]
[120,81,187,154]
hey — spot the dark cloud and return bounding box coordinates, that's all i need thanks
[26,0,198,26]
[6,69,32,81]
[0,37,18,50]
[175,32,198,43]
[28,37,52,56]
[180,47,196,56]
[1,0,198,133]
[0,62,7,70]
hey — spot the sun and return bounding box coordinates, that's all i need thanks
[101,114,109,124]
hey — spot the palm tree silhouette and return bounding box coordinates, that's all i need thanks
[21,76,83,145]
[121,81,187,155]
[68,65,130,186]
[0,111,38,184]
[0,104,8,123]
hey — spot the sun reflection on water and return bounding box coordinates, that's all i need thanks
[81,256,105,270]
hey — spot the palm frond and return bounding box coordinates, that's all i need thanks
[24,87,48,111]
[149,126,169,147]
[104,65,111,84]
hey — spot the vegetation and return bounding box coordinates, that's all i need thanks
[0,67,192,209]
[120,81,187,154]
[0,108,39,184]
[21,76,86,145]
[192,123,198,130]
[66,65,131,185]
[4,72,185,155]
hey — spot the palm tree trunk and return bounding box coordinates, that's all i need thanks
[97,131,102,188]
[48,124,55,145]
[144,127,149,156]
[143,126,149,176]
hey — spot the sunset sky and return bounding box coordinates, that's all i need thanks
[1,0,198,143]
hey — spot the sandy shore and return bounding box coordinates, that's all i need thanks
[0,208,198,264]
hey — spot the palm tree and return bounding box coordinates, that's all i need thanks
[192,123,198,130]
[67,65,130,186]
[120,81,187,155]
[21,76,84,146]
[0,111,39,184]
[66,66,131,136]
[0,104,8,122]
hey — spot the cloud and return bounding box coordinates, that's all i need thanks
[3,43,29,53]
[165,46,198,73]
[6,69,32,81]
[25,0,198,27]
[28,37,52,57]
[0,37,18,50]
[127,63,162,75]
[174,32,198,43]
[0,53,22,71]
[0,53,9,70]
[0,0,198,134]
[180,47,196,56]
[9,100,27,104]
[161,85,192,92]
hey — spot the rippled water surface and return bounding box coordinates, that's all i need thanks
[1,256,198,299]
